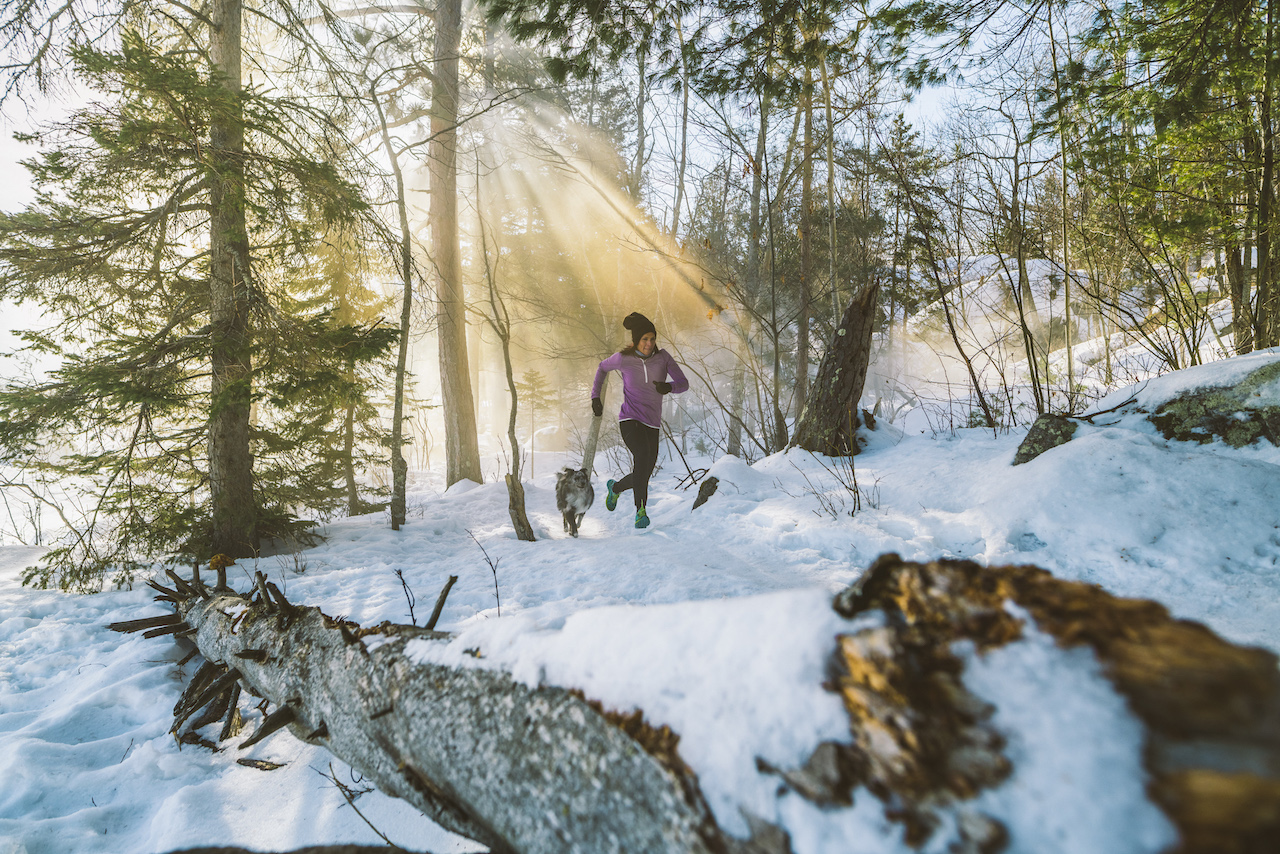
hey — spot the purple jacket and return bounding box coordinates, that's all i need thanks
[592,348,689,429]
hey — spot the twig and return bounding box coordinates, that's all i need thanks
[661,422,704,486]
[425,575,458,631]
[467,530,501,617]
[393,569,417,626]
[318,763,411,853]
[1077,388,1144,424]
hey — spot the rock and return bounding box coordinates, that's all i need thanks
[692,476,719,511]
[1011,413,1077,465]
[1148,359,1280,447]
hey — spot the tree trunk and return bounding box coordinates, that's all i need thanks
[125,554,1280,854]
[1227,241,1255,354]
[726,361,746,457]
[208,0,257,558]
[797,74,813,415]
[730,92,770,460]
[168,586,726,854]
[433,0,482,488]
[791,282,879,456]
[374,91,414,529]
[671,20,690,238]
[1257,0,1278,348]
[1047,7,1075,397]
[581,375,607,473]
[343,393,360,516]
[482,228,535,542]
[821,56,839,327]
[629,44,648,203]
[504,474,535,541]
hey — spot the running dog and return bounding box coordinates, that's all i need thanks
[555,468,595,538]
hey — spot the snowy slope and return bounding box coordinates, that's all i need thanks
[882,253,1245,431]
[2,355,1279,854]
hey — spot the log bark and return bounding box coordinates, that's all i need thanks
[790,282,879,456]
[174,587,727,854]
[830,555,1280,853]
[161,848,399,854]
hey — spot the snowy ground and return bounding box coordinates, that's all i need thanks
[2,353,1279,854]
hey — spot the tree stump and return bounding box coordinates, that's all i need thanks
[791,282,880,456]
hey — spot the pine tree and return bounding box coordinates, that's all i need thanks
[0,23,377,589]
[1067,0,1277,350]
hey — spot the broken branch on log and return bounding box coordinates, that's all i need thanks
[173,668,242,734]
[187,686,234,734]
[240,704,298,749]
[424,575,457,631]
[108,613,184,633]
[175,662,221,719]
[165,568,198,600]
[219,682,243,742]
[266,580,294,616]
[143,621,191,639]
[147,579,179,599]
[253,572,273,610]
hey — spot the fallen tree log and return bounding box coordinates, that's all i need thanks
[156,573,729,854]
[118,553,1280,854]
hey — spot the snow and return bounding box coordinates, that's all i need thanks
[961,621,1177,854]
[3,354,1280,853]
[1091,346,1280,413]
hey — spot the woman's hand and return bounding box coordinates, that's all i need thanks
[653,381,672,394]
[591,397,603,417]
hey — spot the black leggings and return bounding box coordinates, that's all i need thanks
[614,420,660,509]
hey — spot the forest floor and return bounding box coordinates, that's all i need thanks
[2,351,1279,854]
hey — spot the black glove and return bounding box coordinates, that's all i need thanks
[654,381,672,394]
[591,397,603,417]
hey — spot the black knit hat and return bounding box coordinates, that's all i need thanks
[623,312,657,346]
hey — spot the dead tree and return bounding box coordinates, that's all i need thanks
[114,569,729,854]
[790,282,880,456]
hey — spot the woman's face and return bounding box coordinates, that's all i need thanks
[637,332,656,356]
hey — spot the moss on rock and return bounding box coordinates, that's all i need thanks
[1012,414,1078,465]
[1149,360,1280,447]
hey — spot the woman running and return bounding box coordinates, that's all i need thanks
[590,312,689,529]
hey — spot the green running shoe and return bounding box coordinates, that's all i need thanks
[605,479,618,512]
[634,506,650,529]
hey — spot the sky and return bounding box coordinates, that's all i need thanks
[2,346,1277,854]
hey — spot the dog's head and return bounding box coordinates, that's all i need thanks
[557,467,590,489]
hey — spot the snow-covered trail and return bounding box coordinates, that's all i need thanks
[3,355,1279,853]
